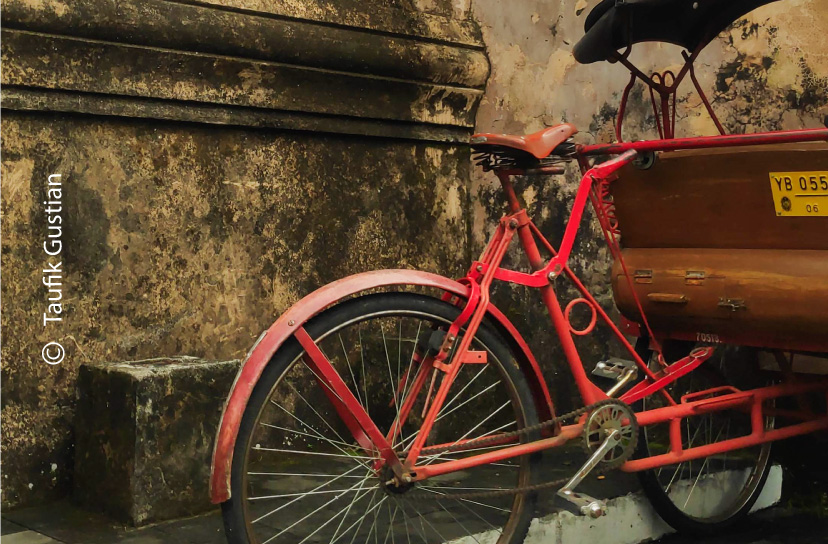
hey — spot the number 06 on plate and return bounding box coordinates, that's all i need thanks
[769,171,828,216]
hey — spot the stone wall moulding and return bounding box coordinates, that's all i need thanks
[0,0,490,142]
[171,0,482,45]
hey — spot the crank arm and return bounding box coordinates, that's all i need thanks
[557,428,621,518]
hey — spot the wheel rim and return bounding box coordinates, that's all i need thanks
[240,303,535,544]
[641,347,773,524]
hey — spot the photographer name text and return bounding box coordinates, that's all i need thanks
[42,173,65,365]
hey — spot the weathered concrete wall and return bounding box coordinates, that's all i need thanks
[470,0,828,410]
[0,0,486,508]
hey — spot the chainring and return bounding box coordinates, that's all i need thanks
[582,400,639,470]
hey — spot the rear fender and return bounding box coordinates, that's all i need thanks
[209,269,554,503]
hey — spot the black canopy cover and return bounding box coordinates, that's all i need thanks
[573,0,780,64]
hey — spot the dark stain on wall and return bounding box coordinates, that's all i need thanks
[64,185,111,293]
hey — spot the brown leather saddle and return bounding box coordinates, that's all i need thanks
[470,124,578,171]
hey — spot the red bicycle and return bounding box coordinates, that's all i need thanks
[211,1,828,543]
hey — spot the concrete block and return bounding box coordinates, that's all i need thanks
[73,357,239,526]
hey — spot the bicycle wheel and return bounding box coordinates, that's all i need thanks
[222,292,542,544]
[636,343,774,535]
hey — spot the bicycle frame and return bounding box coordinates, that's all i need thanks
[306,128,828,483]
[211,128,828,502]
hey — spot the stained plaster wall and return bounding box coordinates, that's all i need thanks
[470,0,828,410]
[0,0,485,508]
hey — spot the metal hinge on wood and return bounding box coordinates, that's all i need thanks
[685,270,705,286]
[718,297,747,311]
[633,270,653,284]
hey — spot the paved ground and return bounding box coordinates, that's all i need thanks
[656,508,828,544]
[659,434,828,544]
[4,501,828,543]
[3,437,826,543]
[1,503,226,544]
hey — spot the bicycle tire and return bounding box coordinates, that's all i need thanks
[635,344,773,536]
[221,292,542,544]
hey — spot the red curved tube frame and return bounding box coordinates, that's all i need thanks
[212,127,828,499]
[580,127,828,156]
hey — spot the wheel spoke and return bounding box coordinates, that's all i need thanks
[252,446,374,461]
[682,418,728,509]
[262,473,374,544]
[331,481,368,542]
[381,324,403,448]
[399,501,414,544]
[340,333,365,410]
[248,471,369,479]
[359,327,370,419]
[408,501,448,542]
[436,499,483,544]
[435,365,491,421]
[285,382,352,449]
[250,464,366,524]
[331,489,379,544]
[421,487,508,520]
[436,379,502,423]
[422,401,512,466]
[296,481,376,544]
[399,501,430,544]
[249,487,370,501]
[269,400,373,471]
[398,321,424,407]
[382,502,399,544]
[259,422,353,448]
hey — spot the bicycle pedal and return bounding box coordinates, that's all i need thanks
[592,357,636,380]
[558,490,607,518]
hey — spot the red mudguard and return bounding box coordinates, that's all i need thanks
[209,269,554,503]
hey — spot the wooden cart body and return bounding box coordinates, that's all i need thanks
[611,142,828,352]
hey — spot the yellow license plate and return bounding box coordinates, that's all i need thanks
[769,171,828,216]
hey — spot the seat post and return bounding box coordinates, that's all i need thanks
[496,171,522,214]
[496,171,546,272]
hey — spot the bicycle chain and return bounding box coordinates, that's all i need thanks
[397,399,639,501]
